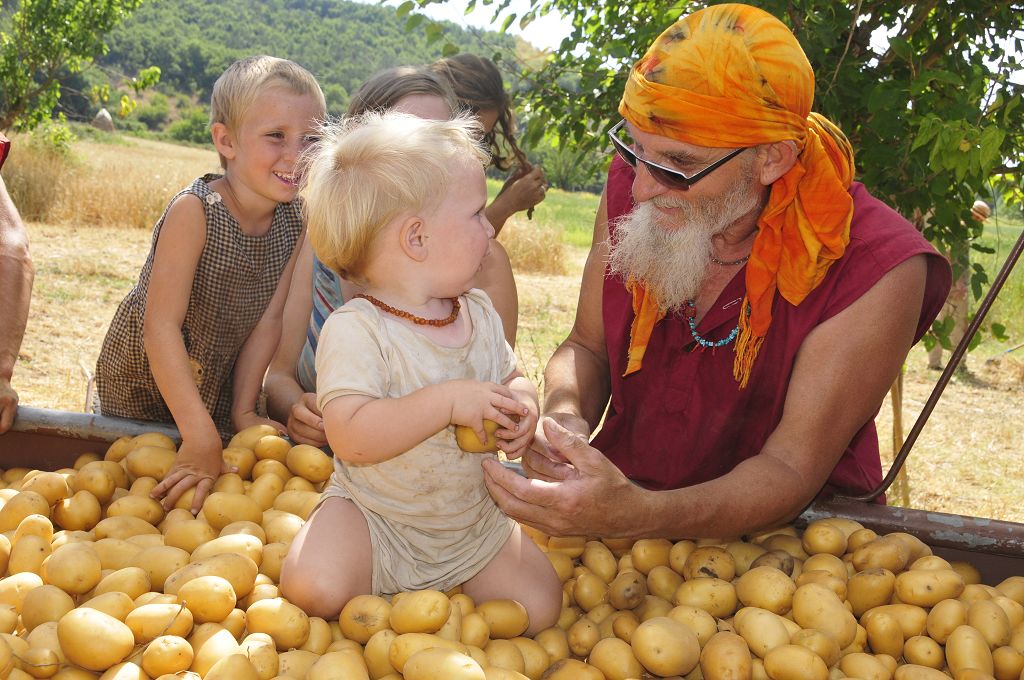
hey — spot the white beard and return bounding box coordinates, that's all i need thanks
[607,179,764,314]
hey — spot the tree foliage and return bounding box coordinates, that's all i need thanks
[0,0,154,131]
[410,0,1024,342]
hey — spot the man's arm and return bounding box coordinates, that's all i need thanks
[485,255,928,539]
[530,189,613,454]
[0,176,34,434]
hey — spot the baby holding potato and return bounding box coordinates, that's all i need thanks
[278,111,561,633]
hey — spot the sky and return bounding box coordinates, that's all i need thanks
[377,0,573,51]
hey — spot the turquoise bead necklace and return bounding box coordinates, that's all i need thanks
[685,299,739,349]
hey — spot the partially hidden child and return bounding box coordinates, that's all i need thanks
[279,112,561,634]
[95,56,326,513]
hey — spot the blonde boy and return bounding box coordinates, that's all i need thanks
[98,56,325,513]
[281,113,561,633]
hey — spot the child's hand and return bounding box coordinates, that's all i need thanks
[287,392,328,448]
[447,380,526,447]
[496,396,538,460]
[495,165,547,215]
[151,431,234,514]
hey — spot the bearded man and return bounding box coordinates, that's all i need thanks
[481,3,951,539]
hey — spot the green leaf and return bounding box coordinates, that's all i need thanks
[979,125,1005,172]
[395,1,415,18]
[500,12,517,32]
[405,14,423,30]
[991,323,1009,342]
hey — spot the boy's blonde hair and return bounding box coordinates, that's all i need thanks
[210,55,326,166]
[304,112,489,282]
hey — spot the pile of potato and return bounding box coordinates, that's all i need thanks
[0,424,1022,680]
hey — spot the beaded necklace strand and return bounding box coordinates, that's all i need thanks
[685,299,739,349]
[355,294,461,327]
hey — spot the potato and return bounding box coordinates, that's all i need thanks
[736,566,797,615]
[684,546,737,582]
[93,516,160,541]
[763,644,828,680]
[567,617,599,657]
[546,536,586,559]
[176,575,237,623]
[588,636,644,680]
[189,532,263,566]
[0,571,42,611]
[750,550,796,577]
[230,424,281,451]
[278,649,320,678]
[852,537,910,573]
[19,471,71,506]
[801,520,848,556]
[246,474,285,511]
[477,599,529,639]
[863,604,929,639]
[761,534,809,561]
[630,616,699,677]
[363,628,398,678]
[190,624,242,677]
[239,632,280,680]
[20,647,60,677]
[455,420,501,453]
[461,611,490,648]
[204,653,261,680]
[212,473,246,494]
[245,597,310,650]
[572,569,609,612]
[947,624,995,677]
[839,652,892,680]
[125,603,194,643]
[123,446,176,482]
[299,617,333,655]
[201,492,263,531]
[848,568,896,617]
[903,635,945,669]
[674,577,738,618]
[792,583,858,649]
[647,564,685,602]
[969,599,1012,648]
[162,518,217,553]
[581,540,618,584]
[78,591,135,622]
[390,590,451,634]
[735,607,794,658]
[791,628,841,667]
[8,532,51,574]
[163,552,259,598]
[389,632,468,672]
[893,665,953,680]
[91,566,151,600]
[20,585,75,633]
[895,568,965,607]
[865,608,905,659]
[57,608,135,671]
[53,490,102,531]
[271,489,320,519]
[484,638,525,673]
[0,491,51,533]
[402,647,484,680]
[307,650,370,680]
[701,631,752,680]
[140,635,193,677]
[605,568,646,610]
[540,658,605,680]
[285,444,333,483]
[631,539,673,574]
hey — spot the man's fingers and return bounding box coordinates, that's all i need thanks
[481,460,559,530]
[542,417,592,465]
[522,448,573,482]
[0,405,14,435]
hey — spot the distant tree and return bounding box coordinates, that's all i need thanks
[0,0,155,131]
[408,0,1024,345]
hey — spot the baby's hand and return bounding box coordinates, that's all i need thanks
[446,380,524,446]
[495,396,537,460]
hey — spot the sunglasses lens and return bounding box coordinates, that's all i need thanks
[646,164,690,190]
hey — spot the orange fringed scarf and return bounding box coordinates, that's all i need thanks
[618,3,856,388]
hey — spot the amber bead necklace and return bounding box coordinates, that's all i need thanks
[355,294,461,327]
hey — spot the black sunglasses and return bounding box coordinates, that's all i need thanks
[608,120,747,190]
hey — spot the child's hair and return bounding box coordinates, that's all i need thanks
[429,54,527,171]
[346,66,457,117]
[303,112,490,282]
[210,55,326,167]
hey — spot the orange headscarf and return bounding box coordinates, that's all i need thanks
[618,3,855,387]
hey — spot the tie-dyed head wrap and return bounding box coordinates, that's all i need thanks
[618,3,855,388]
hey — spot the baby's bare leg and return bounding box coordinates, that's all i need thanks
[279,496,372,618]
[461,523,562,636]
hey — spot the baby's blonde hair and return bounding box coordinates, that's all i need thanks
[303,112,489,282]
[210,55,326,166]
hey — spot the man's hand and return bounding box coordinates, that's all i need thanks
[522,412,591,478]
[287,392,328,447]
[0,379,17,434]
[151,432,235,514]
[482,417,647,538]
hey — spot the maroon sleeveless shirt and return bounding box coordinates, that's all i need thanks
[591,156,951,495]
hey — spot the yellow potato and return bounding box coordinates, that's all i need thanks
[285,444,333,483]
[253,435,291,462]
[790,628,841,667]
[477,599,529,639]
[862,604,929,639]
[124,446,177,482]
[222,446,258,480]
[607,568,647,610]
[189,532,264,566]
[239,632,281,680]
[969,599,1012,648]
[246,473,285,511]
[162,518,217,553]
[201,492,263,531]
[668,605,719,647]
[573,569,610,612]
[230,424,281,451]
[53,490,102,531]
[20,585,76,633]
[763,644,828,680]
[903,635,945,670]
[683,546,737,582]
[726,541,768,577]
[164,552,259,599]
[190,624,242,677]
[674,577,738,618]
[736,565,797,615]
[388,632,468,672]
[455,420,501,453]
[750,550,796,577]
[19,471,71,506]
[992,645,1024,680]
[278,649,320,678]
[0,571,42,611]
[509,636,549,678]
[540,658,605,680]
[895,568,965,607]
[141,635,194,677]
[252,458,293,483]
[647,564,684,602]
[129,545,190,590]
[390,590,451,634]
[20,647,60,677]
[262,511,302,544]
[893,665,955,680]
[761,534,809,561]
[91,566,152,600]
[177,575,237,623]
[246,597,310,650]
[792,583,857,649]
[212,472,246,494]
[546,536,586,559]
[484,638,525,673]
[363,628,399,678]
[802,553,848,581]
[271,489,320,519]
[946,624,995,677]
[801,520,848,556]
[701,631,753,680]
[631,538,673,574]
[567,617,599,657]
[631,616,700,677]
[865,608,905,659]
[93,516,161,541]
[78,591,135,621]
[402,647,484,680]
[307,650,370,680]
[848,568,897,617]
[734,607,794,659]
[57,608,136,671]
[204,653,261,680]
[588,636,644,680]
[0,491,51,533]
[125,602,194,643]
[852,537,910,573]
[8,532,51,574]
[299,616,333,655]
[581,540,618,584]
[839,652,892,680]
[461,611,490,648]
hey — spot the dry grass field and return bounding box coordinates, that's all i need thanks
[7,135,1024,524]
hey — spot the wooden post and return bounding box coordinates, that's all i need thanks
[889,368,910,507]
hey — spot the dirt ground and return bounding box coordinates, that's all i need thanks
[12,222,1024,523]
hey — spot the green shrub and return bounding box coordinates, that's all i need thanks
[168,107,210,145]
